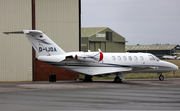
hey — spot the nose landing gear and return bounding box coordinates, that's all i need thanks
[158,73,164,81]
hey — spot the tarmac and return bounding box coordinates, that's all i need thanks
[0,78,180,110]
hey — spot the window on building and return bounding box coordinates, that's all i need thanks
[106,32,112,42]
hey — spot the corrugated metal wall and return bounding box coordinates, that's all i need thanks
[36,0,79,52]
[0,0,79,81]
[0,0,32,81]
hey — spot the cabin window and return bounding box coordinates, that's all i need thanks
[123,56,127,61]
[140,56,144,61]
[128,56,132,61]
[134,56,138,61]
[112,56,116,61]
[148,55,155,61]
[117,56,121,61]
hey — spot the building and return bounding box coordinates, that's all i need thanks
[126,44,180,58]
[81,27,126,52]
[0,0,80,81]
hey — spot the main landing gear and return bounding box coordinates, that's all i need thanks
[158,73,164,81]
[114,73,124,83]
[114,76,122,83]
[84,75,93,82]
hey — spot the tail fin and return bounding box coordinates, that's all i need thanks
[4,30,66,56]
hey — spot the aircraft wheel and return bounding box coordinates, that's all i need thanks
[159,74,164,81]
[114,76,122,83]
[84,75,93,82]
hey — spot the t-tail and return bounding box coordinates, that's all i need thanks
[4,30,66,56]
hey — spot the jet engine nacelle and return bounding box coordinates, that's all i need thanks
[75,52,103,62]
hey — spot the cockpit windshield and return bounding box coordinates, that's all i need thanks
[148,55,160,61]
[154,55,160,61]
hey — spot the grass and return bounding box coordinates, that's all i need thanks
[79,60,180,80]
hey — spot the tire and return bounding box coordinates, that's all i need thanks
[159,74,164,81]
[114,76,122,83]
[85,75,92,82]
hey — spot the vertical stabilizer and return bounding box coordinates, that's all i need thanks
[4,30,66,56]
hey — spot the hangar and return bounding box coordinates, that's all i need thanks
[0,0,80,81]
[81,27,126,52]
[126,44,180,58]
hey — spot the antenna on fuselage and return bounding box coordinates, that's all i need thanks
[98,48,102,52]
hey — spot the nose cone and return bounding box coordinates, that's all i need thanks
[171,64,179,70]
[162,61,179,71]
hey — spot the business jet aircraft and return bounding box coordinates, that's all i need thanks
[4,30,179,82]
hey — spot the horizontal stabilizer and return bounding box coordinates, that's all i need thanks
[3,30,43,35]
[3,31,23,35]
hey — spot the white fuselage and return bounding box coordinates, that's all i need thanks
[42,52,178,76]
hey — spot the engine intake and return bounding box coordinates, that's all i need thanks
[75,52,103,62]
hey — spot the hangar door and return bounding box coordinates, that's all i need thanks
[89,42,106,52]
[0,0,32,81]
[106,42,124,52]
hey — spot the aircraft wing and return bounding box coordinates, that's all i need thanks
[131,67,154,72]
[63,66,132,76]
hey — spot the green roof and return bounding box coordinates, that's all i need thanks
[126,45,178,51]
[81,27,107,37]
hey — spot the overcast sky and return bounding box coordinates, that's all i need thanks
[81,0,180,45]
